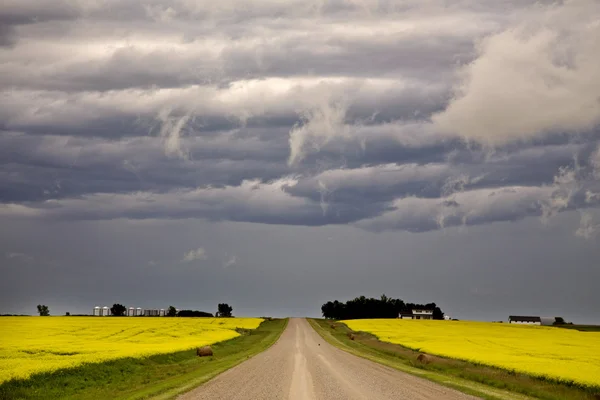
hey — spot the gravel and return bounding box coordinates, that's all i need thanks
[178,318,479,400]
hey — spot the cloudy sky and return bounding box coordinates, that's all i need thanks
[1,0,600,322]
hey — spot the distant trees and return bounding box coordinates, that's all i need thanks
[177,310,213,317]
[36,305,50,316]
[110,304,126,316]
[553,317,566,325]
[217,303,233,317]
[321,294,444,320]
[65,312,70,316]
[432,307,444,320]
[168,303,233,317]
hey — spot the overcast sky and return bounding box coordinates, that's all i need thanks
[1,0,599,323]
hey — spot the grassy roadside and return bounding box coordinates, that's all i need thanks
[0,318,287,400]
[308,318,600,400]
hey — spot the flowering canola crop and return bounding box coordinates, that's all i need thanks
[343,319,600,387]
[0,316,262,384]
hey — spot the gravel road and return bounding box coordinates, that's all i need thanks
[178,318,478,400]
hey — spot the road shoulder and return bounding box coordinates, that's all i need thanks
[148,318,289,400]
[307,318,535,400]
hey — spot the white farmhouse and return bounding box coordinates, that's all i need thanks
[412,309,434,320]
[398,309,434,320]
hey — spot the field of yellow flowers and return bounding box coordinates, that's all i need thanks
[0,316,263,384]
[343,319,600,387]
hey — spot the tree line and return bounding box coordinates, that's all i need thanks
[321,294,444,320]
[34,303,234,317]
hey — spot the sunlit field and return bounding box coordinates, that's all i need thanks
[0,317,263,383]
[343,319,600,387]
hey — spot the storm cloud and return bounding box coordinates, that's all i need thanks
[1,0,599,320]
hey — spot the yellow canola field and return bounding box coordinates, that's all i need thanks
[0,316,262,384]
[343,319,600,387]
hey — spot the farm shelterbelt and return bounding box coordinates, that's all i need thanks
[343,319,600,388]
[0,316,263,383]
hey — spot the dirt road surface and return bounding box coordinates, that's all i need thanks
[178,318,478,400]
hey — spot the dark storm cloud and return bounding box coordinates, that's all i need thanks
[0,1,82,24]
[0,23,16,47]
[1,0,599,234]
[0,131,290,202]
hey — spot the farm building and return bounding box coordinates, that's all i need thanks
[93,306,167,316]
[144,308,159,317]
[509,316,541,325]
[398,309,434,320]
[91,306,110,316]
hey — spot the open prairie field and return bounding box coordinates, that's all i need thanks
[343,319,600,388]
[0,316,263,384]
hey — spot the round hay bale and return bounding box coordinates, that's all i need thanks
[197,346,213,357]
[347,332,355,340]
[416,353,432,364]
[330,324,336,329]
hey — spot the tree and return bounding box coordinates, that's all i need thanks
[553,317,566,325]
[110,303,126,316]
[217,303,233,317]
[167,306,177,317]
[320,296,444,320]
[178,310,213,317]
[65,312,71,316]
[36,305,50,316]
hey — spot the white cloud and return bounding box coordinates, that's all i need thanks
[433,0,600,146]
[223,255,237,268]
[288,98,350,166]
[5,252,33,262]
[182,247,207,262]
[156,109,191,158]
[575,212,600,240]
[540,163,581,223]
